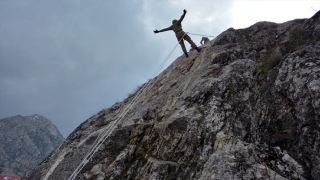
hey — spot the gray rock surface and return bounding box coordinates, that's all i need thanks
[0,114,64,177]
[25,11,320,180]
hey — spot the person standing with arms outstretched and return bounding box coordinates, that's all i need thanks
[154,9,201,58]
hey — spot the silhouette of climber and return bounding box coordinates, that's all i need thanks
[154,9,201,58]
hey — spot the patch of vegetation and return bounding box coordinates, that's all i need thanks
[155,112,164,122]
[255,53,282,77]
[142,109,164,123]
[133,119,139,123]
[142,110,153,123]
[268,54,282,69]
[289,27,308,42]
[254,66,269,76]
[284,27,309,52]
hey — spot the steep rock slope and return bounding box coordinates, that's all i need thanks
[25,12,319,180]
[0,115,64,177]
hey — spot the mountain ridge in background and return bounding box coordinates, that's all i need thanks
[0,114,64,178]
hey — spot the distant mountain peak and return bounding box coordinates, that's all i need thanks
[0,114,64,177]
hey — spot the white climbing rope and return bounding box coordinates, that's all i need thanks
[68,33,188,180]
[188,32,216,38]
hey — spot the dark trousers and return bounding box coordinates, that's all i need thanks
[176,34,197,54]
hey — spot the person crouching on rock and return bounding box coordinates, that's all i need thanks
[154,9,201,58]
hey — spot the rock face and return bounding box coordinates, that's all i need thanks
[25,12,320,180]
[0,114,64,177]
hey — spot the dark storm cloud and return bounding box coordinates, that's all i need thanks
[0,0,235,137]
[0,1,154,137]
[0,0,316,138]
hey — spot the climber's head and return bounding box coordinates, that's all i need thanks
[172,19,177,24]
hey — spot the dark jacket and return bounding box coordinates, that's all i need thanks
[158,13,186,38]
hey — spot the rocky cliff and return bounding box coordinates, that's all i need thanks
[25,11,320,180]
[0,114,64,177]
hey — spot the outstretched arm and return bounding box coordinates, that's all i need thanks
[154,26,172,33]
[177,9,187,24]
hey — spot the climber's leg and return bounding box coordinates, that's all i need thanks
[179,40,189,58]
[184,35,201,52]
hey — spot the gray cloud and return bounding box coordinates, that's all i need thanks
[0,0,155,137]
[1,0,313,137]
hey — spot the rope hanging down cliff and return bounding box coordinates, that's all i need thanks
[68,33,188,180]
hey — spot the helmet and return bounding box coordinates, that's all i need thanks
[172,19,177,24]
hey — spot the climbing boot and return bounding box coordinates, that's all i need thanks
[184,52,189,58]
[195,47,201,52]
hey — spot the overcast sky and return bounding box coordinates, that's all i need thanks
[0,0,319,138]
